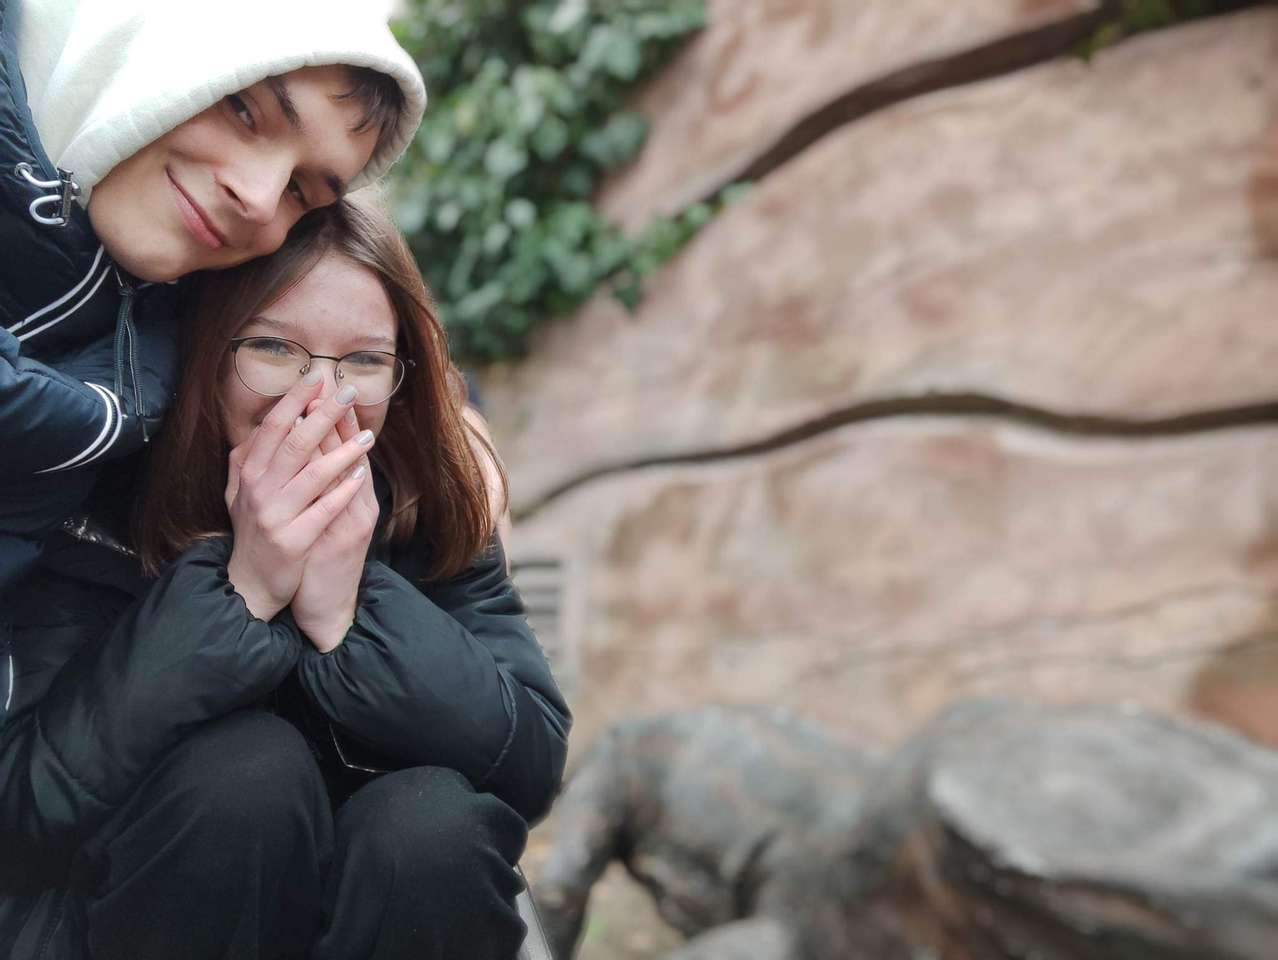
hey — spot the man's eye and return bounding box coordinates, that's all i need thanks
[227,94,255,130]
[287,179,308,207]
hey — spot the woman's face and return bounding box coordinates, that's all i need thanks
[220,251,399,448]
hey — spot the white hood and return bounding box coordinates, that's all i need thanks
[16,0,426,199]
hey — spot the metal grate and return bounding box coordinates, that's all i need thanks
[511,556,575,696]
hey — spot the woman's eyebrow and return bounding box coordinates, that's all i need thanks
[245,316,396,351]
[242,315,293,333]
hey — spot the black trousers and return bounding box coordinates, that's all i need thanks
[4,710,529,960]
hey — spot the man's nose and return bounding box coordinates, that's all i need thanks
[220,162,289,226]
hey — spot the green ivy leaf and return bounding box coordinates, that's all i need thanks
[505,197,538,230]
[434,201,463,232]
[530,116,571,159]
[484,139,529,180]
[580,112,648,167]
[602,29,643,80]
[483,221,513,255]
[548,0,588,34]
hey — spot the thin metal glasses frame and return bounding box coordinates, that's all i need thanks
[227,336,413,406]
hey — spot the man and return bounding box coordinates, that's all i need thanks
[0,0,426,722]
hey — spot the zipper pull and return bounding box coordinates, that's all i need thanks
[56,168,81,225]
[15,163,81,226]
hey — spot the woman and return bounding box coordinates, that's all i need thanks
[1,0,425,602]
[0,195,570,960]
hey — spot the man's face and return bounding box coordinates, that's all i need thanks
[88,65,381,283]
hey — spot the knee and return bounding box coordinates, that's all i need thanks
[339,766,527,891]
[158,710,326,837]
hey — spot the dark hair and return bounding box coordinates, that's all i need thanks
[339,66,407,156]
[137,194,505,580]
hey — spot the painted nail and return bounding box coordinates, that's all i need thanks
[336,384,358,405]
[294,415,304,427]
[303,370,323,386]
[351,464,368,481]
[356,429,374,446]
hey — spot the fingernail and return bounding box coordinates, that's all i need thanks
[336,385,358,405]
[351,465,367,481]
[303,370,323,386]
[356,429,374,446]
[294,415,304,427]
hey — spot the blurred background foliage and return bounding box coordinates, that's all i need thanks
[390,0,738,365]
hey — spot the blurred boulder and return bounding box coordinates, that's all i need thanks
[783,699,1278,960]
[536,705,876,959]
[541,699,1278,959]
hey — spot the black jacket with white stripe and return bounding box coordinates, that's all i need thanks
[0,5,180,602]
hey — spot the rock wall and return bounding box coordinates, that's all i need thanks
[479,4,1278,759]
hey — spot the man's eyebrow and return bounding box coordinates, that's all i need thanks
[266,77,302,132]
[265,77,350,199]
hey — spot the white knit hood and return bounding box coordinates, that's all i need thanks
[16,0,426,200]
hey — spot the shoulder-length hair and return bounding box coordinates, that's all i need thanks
[137,193,504,580]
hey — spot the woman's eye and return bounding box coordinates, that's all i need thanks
[346,352,392,369]
[227,94,255,130]
[287,179,308,207]
[247,338,294,356]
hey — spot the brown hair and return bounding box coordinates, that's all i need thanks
[137,194,505,580]
[339,66,407,155]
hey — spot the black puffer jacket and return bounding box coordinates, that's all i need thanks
[0,464,571,895]
[0,0,180,594]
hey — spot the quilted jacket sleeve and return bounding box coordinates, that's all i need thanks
[0,299,178,479]
[0,0,172,481]
[0,538,302,863]
[0,325,120,477]
[0,298,180,591]
[296,539,571,824]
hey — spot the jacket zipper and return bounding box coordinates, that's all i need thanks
[112,269,148,442]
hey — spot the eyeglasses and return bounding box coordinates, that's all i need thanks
[228,336,410,406]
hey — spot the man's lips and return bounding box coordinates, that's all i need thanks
[167,171,227,250]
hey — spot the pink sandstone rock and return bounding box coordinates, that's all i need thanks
[480,11,1278,514]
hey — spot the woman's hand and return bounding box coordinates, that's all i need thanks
[224,377,375,621]
[290,406,380,653]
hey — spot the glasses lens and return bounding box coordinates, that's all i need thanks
[337,352,406,405]
[235,337,309,396]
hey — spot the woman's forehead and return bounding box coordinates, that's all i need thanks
[251,254,396,346]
